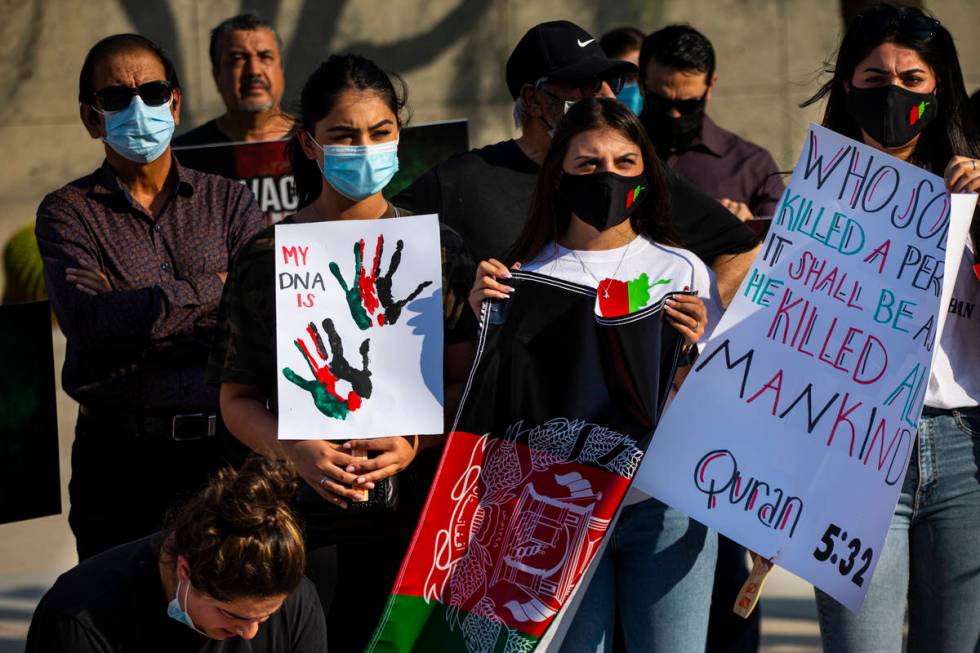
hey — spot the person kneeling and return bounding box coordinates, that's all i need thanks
[26,458,326,652]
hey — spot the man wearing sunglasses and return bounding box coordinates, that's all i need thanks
[639,25,784,224]
[396,20,759,307]
[34,34,266,561]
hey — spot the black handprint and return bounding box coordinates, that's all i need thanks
[328,235,432,328]
[375,238,433,326]
[281,318,372,420]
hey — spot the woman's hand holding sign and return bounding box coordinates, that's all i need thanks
[282,439,369,509]
[341,436,419,486]
[944,155,980,193]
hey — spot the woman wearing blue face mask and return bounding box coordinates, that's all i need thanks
[210,53,478,652]
[26,457,325,652]
[801,5,980,651]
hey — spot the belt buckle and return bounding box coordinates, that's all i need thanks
[171,413,216,441]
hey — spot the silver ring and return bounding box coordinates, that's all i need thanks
[319,476,328,487]
[973,159,977,171]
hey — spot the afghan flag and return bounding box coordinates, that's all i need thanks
[367,271,683,652]
[909,100,930,126]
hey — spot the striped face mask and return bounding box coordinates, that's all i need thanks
[846,85,937,149]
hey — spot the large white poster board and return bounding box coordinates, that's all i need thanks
[635,124,976,611]
[275,214,445,440]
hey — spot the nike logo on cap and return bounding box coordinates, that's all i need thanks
[577,38,595,47]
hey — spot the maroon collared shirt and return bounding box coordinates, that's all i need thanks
[35,158,265,411]
[665,115,786,217]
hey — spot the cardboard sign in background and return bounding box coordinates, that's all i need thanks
[635,124,975,611]
[275,214,445,440]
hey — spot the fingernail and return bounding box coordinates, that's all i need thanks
[357,476,366,484]
[505,286,515,293]
[346,465,355,473]
[342,442,352,449]
[366,482,375,489]
[502,271,512,279]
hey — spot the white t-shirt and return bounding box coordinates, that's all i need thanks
[522,235,723,504]
[522,236,723,337]
[926,239,980,409]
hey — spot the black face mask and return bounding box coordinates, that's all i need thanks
[846,84,937,149]
[640,98,706,157]
[557,171,648,231]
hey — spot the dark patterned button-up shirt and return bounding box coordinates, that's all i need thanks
[665,115,786,218]
[35,159,266,411]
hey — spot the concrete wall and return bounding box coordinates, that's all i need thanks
[1,0,978,290]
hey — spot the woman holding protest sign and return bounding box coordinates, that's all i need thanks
[26,457,325,651]
[469,97,721,652]
[209,53,477,651]
[801,5,980,650]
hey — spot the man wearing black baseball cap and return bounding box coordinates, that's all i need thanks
[396,20,758,303]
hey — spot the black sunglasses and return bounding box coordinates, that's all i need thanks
[93,80,173,112]
[853,10,940,40]
[644,89,708,116]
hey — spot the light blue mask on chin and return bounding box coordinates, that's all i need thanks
[312,135,400,201]
[167,578,208,636]
[617,81,644,115]
[100,96,175,163]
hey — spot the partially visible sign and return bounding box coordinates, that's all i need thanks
[635,124,976,611]
[274,214,445,440]
[174,120,469,223]
[0,301,60,524]
[176,138,296,223]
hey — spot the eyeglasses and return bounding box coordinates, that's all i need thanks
[644,89,708,116]
[93,80,173,112]
[853,9,941,40]
[536,75,626,101]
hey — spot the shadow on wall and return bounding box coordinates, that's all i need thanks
[122,0,493,126]
[0,0,494,128]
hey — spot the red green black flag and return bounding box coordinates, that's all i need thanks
[367,271,683,652]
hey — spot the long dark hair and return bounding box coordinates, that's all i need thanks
[802,5,980,167]
[287,53,408,209]
[801,4,980,257]
[508,98,677,264]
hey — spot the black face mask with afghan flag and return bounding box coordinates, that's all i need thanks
[367,271,684,652]
[557,171,648,231]
[846,84,937,149]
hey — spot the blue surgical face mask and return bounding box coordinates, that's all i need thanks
[98,95,175,163]
[167,577,208,636]
[617,81,644,115]
[310,134,400,201]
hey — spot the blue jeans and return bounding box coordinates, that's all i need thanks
[560,497,718,653]
[815,406,980,653]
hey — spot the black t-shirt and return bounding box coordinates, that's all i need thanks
[173,119,232,148]
[394,138,759,265]
[25,536,327,653]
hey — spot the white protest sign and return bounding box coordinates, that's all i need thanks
[275,214,445,440]
[635,123,975,611]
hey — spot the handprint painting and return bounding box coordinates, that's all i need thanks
[283,319,372,420]
[329,235,433,329]
[275,214,445,440]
